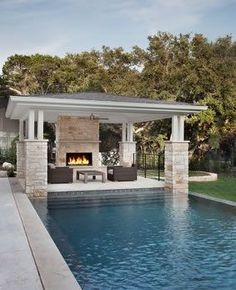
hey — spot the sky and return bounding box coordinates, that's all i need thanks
[0,0,235,71]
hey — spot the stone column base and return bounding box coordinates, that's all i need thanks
[164,141,189,194]
[119,142,136,166]
[16,141,25,179]
[24,140,48,197]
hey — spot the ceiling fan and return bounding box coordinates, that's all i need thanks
[89,113,109,121]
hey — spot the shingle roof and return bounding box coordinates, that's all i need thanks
[20,92,198,106]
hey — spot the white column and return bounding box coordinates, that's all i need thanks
[25,120,28,139]
[171,115,179,141]
[28,110,35,140]
[19,119,24,141]
[178,116,185,141]
[127,122,133,142]
[122,123,127,142]
[37,110,44,140]
[127,123,130,142]
[171,115,185,141]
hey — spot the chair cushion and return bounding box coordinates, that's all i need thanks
[48,163,56,169]
[122,161,130,167]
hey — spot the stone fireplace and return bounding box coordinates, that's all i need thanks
[56,116,100,168]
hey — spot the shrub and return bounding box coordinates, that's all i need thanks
[189,154,233,173]
[0,136,18,166]
[7,167,16,177]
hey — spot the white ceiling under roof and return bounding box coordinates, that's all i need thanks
[6,94,207,123]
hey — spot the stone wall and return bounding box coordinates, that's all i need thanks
[24,140,48,196]
[56,116,100,167]
[189,172,218,182]
[16,141,25,179]
[164,141,189,194]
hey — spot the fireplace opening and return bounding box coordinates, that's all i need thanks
[66,152,92,166]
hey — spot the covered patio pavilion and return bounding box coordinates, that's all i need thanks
[6,92,207,196]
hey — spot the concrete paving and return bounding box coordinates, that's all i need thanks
[14,192,81,290]
[0,178,43,290]
[0,178,81,290]
[48,176,164,192]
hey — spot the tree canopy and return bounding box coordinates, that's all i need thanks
[1,32,235,163]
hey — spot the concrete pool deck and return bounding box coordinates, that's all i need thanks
[0,178,81,290]
[47,176,165,208]
[47,176,165,192]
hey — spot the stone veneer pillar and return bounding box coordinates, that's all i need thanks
[24,140,48,197]
[16,141,25,179]
[164,141,189,194]
[119,141,136,166]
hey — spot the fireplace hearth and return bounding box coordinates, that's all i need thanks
[66,152,92,166]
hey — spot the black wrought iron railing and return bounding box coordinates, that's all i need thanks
[134,152,164,181]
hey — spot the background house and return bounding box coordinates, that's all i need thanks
[0,97,18,148]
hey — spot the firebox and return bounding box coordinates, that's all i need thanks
[66,152,92,166]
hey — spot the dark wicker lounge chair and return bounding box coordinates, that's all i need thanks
[107,165,137,181]
[48,166,73,183]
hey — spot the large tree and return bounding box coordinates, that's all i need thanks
[1,32,235,163]
[133,33,236,161]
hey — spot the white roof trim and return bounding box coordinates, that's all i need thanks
[6,95,207,123]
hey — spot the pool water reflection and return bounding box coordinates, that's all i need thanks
[33,197,236,290]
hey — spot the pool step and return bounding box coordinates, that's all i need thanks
[47,188,176,209]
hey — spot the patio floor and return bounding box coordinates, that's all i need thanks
[47,177,166,208]
[47,176,164,193]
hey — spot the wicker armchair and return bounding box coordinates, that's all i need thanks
[107,165,137,181]
[48,166,73,184]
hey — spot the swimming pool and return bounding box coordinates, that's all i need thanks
[33,197,236,290]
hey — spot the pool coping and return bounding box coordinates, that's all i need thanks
[8,178,82,290]
[189,192,236,208]
[0,178,43,290]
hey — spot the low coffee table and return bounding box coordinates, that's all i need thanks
[76,170,106,183]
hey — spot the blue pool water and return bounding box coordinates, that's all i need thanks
[33,197,236,290]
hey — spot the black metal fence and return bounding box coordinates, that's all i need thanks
[99,151,164,180]
[134,152,164,181]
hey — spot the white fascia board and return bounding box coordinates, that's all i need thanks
[7,96,208,119]
[12,96,208,111]
[14,103,205,118]
[5,98,13,118]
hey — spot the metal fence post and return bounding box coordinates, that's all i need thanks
[158,153,161,181]
[144,154,147,178]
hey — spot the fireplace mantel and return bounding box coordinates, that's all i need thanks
[59,139,101,144]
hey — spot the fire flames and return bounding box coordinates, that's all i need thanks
[67,155,90,165]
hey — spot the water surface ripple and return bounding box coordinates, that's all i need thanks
[33,197,236,290]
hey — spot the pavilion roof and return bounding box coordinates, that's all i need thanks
[6,92,207,123]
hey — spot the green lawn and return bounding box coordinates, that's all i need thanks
[189,176,236,202]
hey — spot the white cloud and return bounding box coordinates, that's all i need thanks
[110,0,236,34]
[0,0,44,4]
[0,36,69,70]
[0,0,235,71]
